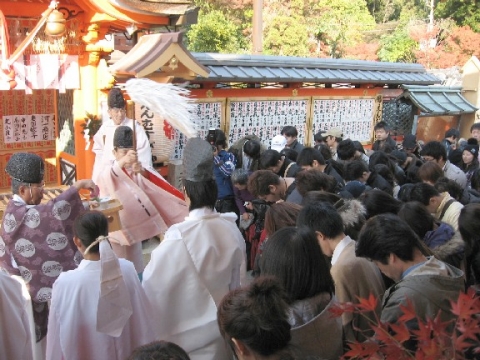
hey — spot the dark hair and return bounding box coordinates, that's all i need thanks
[344,160,368,181]
[470,123,480,133]
[417,161,443,184]
[297,201,344,238]
[374,121,389,132]
[281,125,298,137]
[448,149,463,168]
[397,201,435,239]
[373,164,395,189]
[280,148,298,162]
[315,143,332,161]
[409,182,440,206]
[314,131,325,144]
[359,189,402,218]
[356,213,422,264]
[247,170,280,198]
[301,190,341,206]
[434,177,463,201]
[337,139,357,161]
[260,150,282,169]
[369,151,395,174]
[128,341,190,360]
[352,141,366,155]
[459,203,480,257]
[243,140,262,159]
[296,148,326,167]
[445,128,460,139]
[217,276,291,357]
[264,202,302,237]
[295,169,337,196]
[260,227,335,302]
[183,179,217,211]
[421,141,447,162]
[397,183,416,202]
[214,129,227,148]
[231,168,249,186]
[73,211,109,253]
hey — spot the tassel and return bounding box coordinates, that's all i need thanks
[125,78,198,138]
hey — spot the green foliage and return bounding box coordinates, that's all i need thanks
[80,112,102,139]
[263,15,310,56]
[312,0,376,58]
[436,0,480,33]
[377,25,417,62]
[186,10,246,53]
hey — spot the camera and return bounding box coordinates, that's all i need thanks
[207,129,216,145]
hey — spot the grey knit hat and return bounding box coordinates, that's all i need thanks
[113,126,133,148]
[5,153,44,183]
[183,138,214,182]
[108,88,126,109]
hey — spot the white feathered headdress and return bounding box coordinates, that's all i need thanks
[125,78,198,138]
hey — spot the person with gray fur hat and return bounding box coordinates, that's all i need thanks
[142,137,246,360]
[92,87,153,184]
[1,152,97,342]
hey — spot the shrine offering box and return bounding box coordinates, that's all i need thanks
[94,199,123,232]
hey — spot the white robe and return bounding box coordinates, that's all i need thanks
[92,117,153,183]
[0,272,34,360]
[46,259,157,360]
[142,208,246,360]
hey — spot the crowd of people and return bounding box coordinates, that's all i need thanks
[0,86,479,360]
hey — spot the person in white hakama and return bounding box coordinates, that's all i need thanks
[143,138,246,360]
[46,211,157,360]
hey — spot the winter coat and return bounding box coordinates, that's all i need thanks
[424,222,465,271]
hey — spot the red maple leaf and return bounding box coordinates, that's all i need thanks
[356,293,379,313]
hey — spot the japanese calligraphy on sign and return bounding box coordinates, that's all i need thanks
[311,98,375,143]
[3,114,55,143]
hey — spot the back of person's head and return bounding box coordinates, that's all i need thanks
[260,227,334,302]
[243,139,262,159]
[352,141,366,155]
[344,160,368,181]
[445,128,460,139]
[316,144,332,161]
[217,276,291,358]
[434,177,463,201]
[129,341,190,360]
[397,183,416,202]
[337,139,357,161]
[264,202,302,238]
[260,149,282,169]
[281,125,298,138]
[409,182,440,206]
[417,161,444,184]
[421,141,447,162]
[248,170,280,198]
[369,151,394,172]
[231,168,249,186]
[295,169,336,196]
[448,148,463,168]
[183,179,218,211]
[374,121,389,132]
[73,211,109,253]
[359,189,402,218]
[296,147,326,167]
[373,164,395,188]
[301,190,341,206]
[280,148,298,162]
[297,201,344,238]
[397,201,435,239]
[314,131,326,144]
[459,203,480,257]
[334,198,367,240]
[356,213,421,264]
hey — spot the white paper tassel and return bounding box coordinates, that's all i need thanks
[125,78,198,138]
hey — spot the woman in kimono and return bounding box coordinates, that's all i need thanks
[46,211,157,360]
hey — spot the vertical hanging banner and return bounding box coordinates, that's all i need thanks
[3,114,55,143]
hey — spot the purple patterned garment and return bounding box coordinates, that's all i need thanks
[0,187,85,341]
